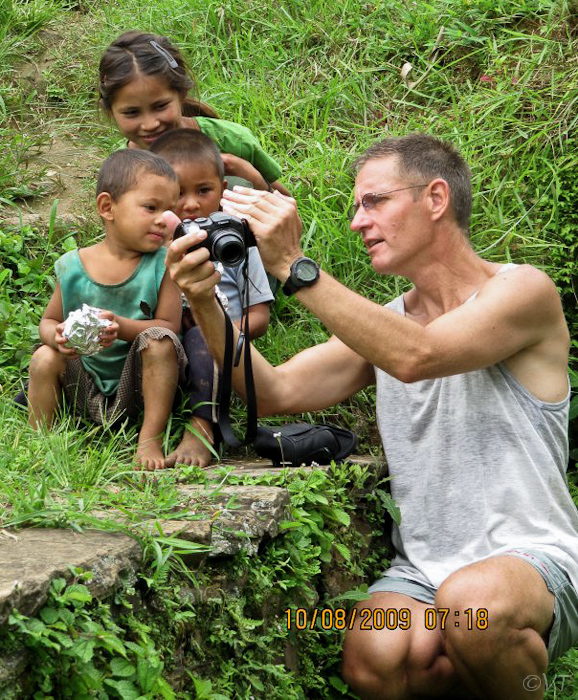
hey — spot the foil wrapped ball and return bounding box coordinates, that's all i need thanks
[62,304,112,356]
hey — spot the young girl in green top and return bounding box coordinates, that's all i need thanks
[98,31,290,195]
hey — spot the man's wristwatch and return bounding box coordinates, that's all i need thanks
[282,257,321,296]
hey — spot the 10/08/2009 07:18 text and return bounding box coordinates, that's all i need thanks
[284,607,489,631]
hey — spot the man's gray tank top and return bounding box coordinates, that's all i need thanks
[375,265,578,591]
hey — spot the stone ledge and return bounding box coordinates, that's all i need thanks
[0,457,385,625]
[0,457,386,624]
[0,484,292,626]
[0,529,141,626]
[181,484,291,556]
[198,454,383,480]
[0,455,387,697]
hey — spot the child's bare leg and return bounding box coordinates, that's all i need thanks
[137,337,178,470]
[165,416,214,468]
[28,345,67,428]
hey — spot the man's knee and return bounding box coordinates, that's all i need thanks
[29,345,66,377]
[437,564,497,612]
[342,629,408,700]
[436,559,549,661]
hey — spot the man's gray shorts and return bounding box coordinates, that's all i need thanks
[368,548,578,662]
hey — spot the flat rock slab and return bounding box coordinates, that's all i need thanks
[198,454,383,480]
[0,485,290,625]
[177,484,291,556]
[0,528,141,625]
[92,484,291,557]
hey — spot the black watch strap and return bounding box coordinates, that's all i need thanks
[282,277,302,296]
[282,257,320,296]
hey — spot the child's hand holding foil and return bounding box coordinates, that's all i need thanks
[59,304,115,356]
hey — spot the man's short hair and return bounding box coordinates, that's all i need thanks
[354,134,472,232]
[96,149,177,200]
[150,129,225,182]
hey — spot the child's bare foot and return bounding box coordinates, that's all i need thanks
[165,420,214,468]
[135,436,166,471]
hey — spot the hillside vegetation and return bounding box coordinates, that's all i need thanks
[0,0,577,696]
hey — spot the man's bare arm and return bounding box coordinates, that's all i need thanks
[221,189,569,401]
[166,231,374,416]
[294,264,568,382]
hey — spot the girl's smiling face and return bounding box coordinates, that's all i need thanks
[110,74,185,149]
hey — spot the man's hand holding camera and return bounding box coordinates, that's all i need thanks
[166,186,307,309]
[220,186,304,282]
[166,219,220,307]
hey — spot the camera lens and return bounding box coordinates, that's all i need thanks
[210,231,246,266]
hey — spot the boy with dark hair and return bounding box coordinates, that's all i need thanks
[28,149,189,470]
[151,128,274,335]
[150,129,274,467]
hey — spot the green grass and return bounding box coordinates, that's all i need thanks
[0,0,577,696]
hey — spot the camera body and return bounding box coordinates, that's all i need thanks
[174,211,256,267]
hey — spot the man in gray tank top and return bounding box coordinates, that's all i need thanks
[167,133,578,699]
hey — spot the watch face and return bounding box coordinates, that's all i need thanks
[295,258,319,282]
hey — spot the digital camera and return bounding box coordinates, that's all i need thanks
[174,211,256,267]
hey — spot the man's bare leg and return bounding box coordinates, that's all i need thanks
[342,592,469,700]
[437,556,554,700]
[136,337,178,470]
[165,415,214,468]
[28,345,66,429]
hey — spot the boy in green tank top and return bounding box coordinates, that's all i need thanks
[28,149,191,471]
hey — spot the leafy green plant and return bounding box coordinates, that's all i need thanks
[0,205,77,384]
[6,571,175,699]
[158,461,394,698]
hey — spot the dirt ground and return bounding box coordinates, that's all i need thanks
[1,27,104,233]
[2,133,101,230]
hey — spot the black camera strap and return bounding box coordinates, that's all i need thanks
[217,257,258,447]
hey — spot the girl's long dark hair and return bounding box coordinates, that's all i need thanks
[99,31,219,119]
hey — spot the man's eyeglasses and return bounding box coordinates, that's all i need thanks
[348,184,429,221]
